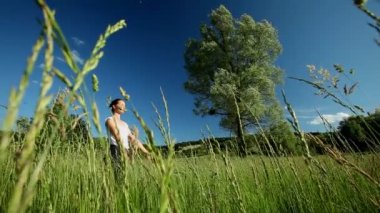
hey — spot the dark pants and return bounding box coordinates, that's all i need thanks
[109,145,131,179]
[110,144,121,162]
[110,145,123,180]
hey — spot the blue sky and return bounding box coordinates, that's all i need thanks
[0,0,379,144]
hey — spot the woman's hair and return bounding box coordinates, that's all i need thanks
[109,98,123,113]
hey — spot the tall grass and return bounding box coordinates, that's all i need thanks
[0,0,379,212]
[1,148,379,212]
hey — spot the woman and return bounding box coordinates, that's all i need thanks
[105,98,150,162]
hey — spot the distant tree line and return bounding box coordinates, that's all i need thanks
[3,96,378,156]
[156,110,380,157]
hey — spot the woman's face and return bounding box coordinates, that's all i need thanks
[113,100,126,114]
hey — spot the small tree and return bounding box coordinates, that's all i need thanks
[184,5,286,156]
[15,116,32,142]
[36,90,90,149]
[267,121,302,155]
[338,110,380,152]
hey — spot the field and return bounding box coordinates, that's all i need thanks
[1,144,379,212]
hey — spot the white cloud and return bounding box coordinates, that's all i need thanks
[296,107,327,114]
[297,115,315,119]
[54,52,84,66]
[72,37,85,46]
[38,63,44,69]
[71,50,84,65]
[32,80,39,85]
[309,112,350,125]
[284,106,329,114]
[57,56,65,63]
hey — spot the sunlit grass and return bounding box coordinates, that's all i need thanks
[1,147,379,212]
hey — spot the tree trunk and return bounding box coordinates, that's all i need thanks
[234,93,247,157]
[236,115,247,157]
[233,94,247,157]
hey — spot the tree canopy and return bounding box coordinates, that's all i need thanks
[338,109,380,152]
[184,5,286,155]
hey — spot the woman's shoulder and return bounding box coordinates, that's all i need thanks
[105,117,114,127]
[105,116,113,121]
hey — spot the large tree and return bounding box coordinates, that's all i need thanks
[184,5,285,155]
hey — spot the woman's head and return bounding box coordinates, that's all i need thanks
[109,98,126,114]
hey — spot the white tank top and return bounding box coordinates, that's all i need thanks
[105,117,131,149]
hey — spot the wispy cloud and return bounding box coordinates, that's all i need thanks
[71,50,84,65]
[56,51,83,65]
[296,107,327,114]
[32,80,39,85]
[72,36,85,46]
[57,56,65,63]
[38,63,44,69]
[308,112,350,125]
[284,106,330,119]
[296,115,315,119]
[284,106,329,115]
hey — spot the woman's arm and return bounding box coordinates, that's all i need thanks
[128,134,150,155]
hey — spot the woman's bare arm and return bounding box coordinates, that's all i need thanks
[128,134,150,155]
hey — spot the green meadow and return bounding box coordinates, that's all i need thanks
[1,146,379,212]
